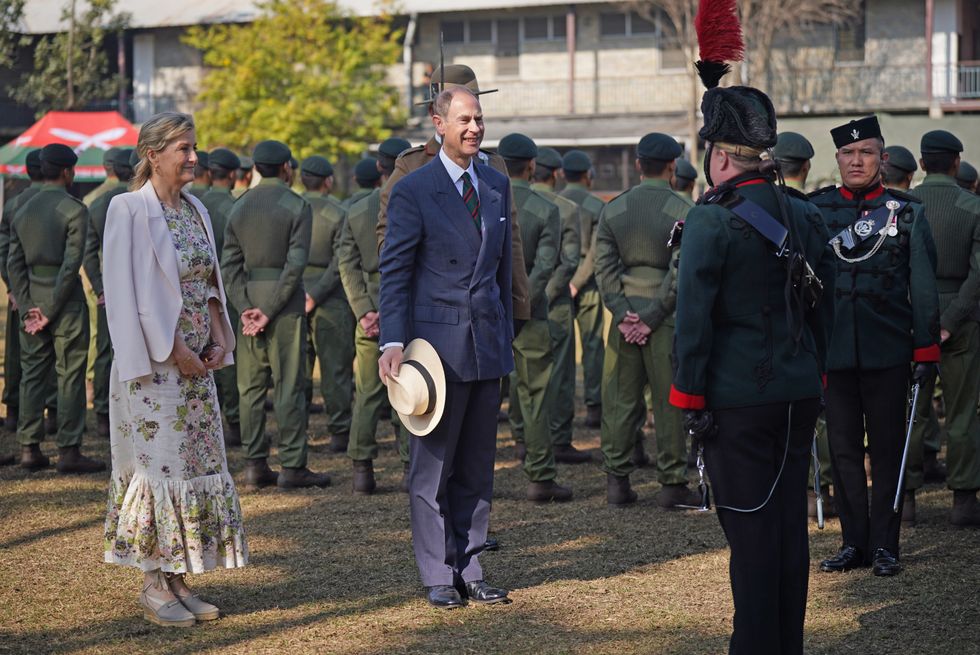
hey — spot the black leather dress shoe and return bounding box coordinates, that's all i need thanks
[819,545,865,572]
[462,580,510,605]
[871,548,902,576]
[426,585,464,609]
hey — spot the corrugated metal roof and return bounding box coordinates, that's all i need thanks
[20,0,602,34]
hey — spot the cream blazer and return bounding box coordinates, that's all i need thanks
[104,181,236,382]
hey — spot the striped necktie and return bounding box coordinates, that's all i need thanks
[461,171,481,232]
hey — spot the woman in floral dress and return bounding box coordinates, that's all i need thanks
[102,112,246,627]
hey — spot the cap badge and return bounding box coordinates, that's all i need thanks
[851,129,860,140]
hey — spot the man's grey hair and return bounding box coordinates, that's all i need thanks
[433,87,479,119]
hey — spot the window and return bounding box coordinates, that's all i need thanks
[600,13,627,37]
[441,20,464,44]
[834,1,866,62]
[524,16,549,40]
[630,12,656,35]
[657,10,685,70]
[469,19,493,43]
[553,16,566,39]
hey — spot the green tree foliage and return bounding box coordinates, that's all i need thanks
[184,0,404,161]
[0,0,27,69]
[13,0,128,115]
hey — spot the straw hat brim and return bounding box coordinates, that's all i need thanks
[390,339,447,437]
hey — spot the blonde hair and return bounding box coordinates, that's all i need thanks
[130,112,196,191]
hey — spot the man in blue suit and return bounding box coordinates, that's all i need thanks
[379,86,515,609]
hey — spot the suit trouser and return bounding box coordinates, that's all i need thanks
[547,298,576,447]
[807,416,834,490]
[91,305,112,417]
[214,306,240,425]
[238,312,309,468]
[705,398,820,655]
[600,324,685,483]
[4,305,56,417]
[347,323,409,463]
[508,319,558,482]
[17,301,88,447]
[574,285,604,408]
[410,378,498,587]
[305,295,354,436]
[909,321,980,491]
[826,365,908,556]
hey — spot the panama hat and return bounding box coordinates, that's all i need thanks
[387,339,446,437]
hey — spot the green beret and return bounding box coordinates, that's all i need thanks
[378,137,412,159]
[355,157,381,184]
[195,150,209,168]
[25,149,42,173]
[40,143,78,168]
[238,156,254,170]
[920,129,963,154]
[637,133,682,161]
[112,148,135,170]
[301,155,333,178]
[209,148,241,171]
[957,161,978,185]
[562,149,592,173]
[498,133,538,161]
[289,156,298,170]
[674,158,698,182]
[103,146,121,166]
[252,140,291,166]
[774,132,815,161]
[883,145,917,173]
[129,149,141,169]
[535,147,563,170]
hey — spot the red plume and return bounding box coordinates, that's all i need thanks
[696,0,744,63]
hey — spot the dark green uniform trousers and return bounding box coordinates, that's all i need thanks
[909,321,980,491]
[509,319,558,482]
[17,301,88,446]
[238,313,309,468]
[214,308,240,425]
[4,305,57,417]
[305,295,354,436]
[808,417,834,490]
[92,305,112,418]
[575,286,604,408]
[347,323,409,463]
[547,299,576,446]
[601,323,685,482]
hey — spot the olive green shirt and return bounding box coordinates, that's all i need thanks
[82,181,129,297]
[302,190,346,306]
[338,187,381,320]
[532,182,581,304]
[343,187,373,211]
[0,182,42,289]
[82,177,117,207]
[200,186,236,256]
[512,179,559,320]
[559,182,606,291]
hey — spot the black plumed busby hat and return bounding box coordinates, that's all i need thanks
[699,87,777,150]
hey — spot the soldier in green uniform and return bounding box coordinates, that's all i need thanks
[188,150,211,199]
[298,154,355,453]
[222,140,330,489]
[338,138,412,494]
[232,156,253,199]
[83,148,133,439]
[8,144,105,473]
[957,161,978,194]
[595,133,696,507]
[200,147,242,445]
[376,65,531,325]
[811,116,940,577]
[498,133,572,503]
[342,158,379,210]
[671,158,698,199]
[531,147,587,463]
[82,147,120,206]
[904,130,980,527]
[560,149,606,429]
[881,146,917,191]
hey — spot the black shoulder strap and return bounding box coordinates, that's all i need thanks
[727,196,789,255]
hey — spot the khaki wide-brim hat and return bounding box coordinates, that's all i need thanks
[387,339,447,437]
[415,64,499,106]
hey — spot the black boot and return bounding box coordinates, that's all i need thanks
[278,467,331,489]
[329,433,349,453]
[56,446,107,474]
[584,405,601,429]
[352,459,376,495]
[606,473,637,506]
[243,458,278,489]
[224,422,242,447]
[19,444,49,471]
[96,413,110,438]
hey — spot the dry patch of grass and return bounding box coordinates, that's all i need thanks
[1,407,977,655]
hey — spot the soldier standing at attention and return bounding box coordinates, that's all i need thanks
[222,140,330,489]
[8,144,105,474]
[811,116,940,577]
[957,161,978,194]
[531,147,587,464]
[343,158,379,210]
[298,154,354,453]
[671,158,698,199]
[83,148,134,439]
[560,150,606,429]
[881,146,918,191]
[338,137,412,494]
[188,150,211,199]
[82,147,120,206]
[773,132,815,192]
[595,133,695,507]
[499,133,572,503]
[201,147,243,445]
[232,156,253,199]
[904,131,980,527]
[376,65,530,326]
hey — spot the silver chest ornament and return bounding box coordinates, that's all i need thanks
[885,200,900,237]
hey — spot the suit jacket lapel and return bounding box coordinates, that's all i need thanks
[139,182,181,295]
[429,158,482,255]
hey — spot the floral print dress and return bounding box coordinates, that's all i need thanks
[103,198,248,573]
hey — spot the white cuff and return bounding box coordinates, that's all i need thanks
[380,341,403,352]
